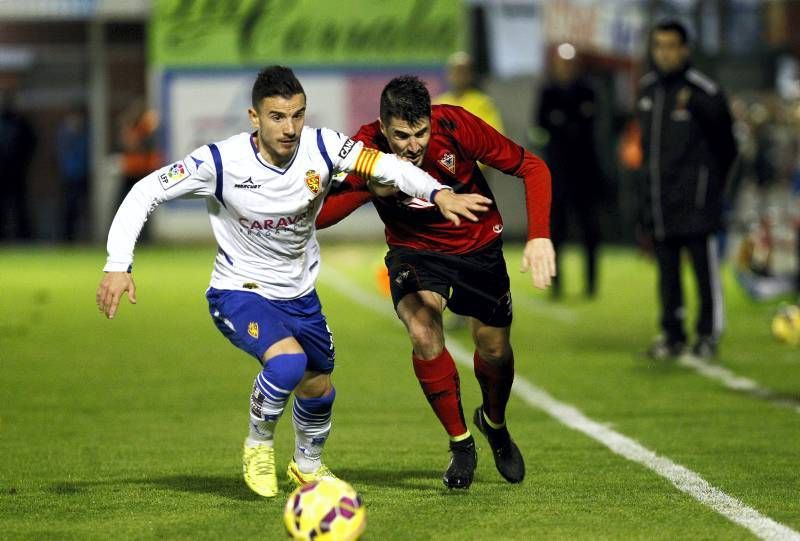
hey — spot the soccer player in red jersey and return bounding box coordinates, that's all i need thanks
[317,76,555,489]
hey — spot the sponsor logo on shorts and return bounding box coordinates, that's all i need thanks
[305,170,321,194]
[159,160,190,189]
[395,269,411,286]
[493,224,503,234]
[338,138,356,159]
[248,321,259,339]
[438,152,456,174]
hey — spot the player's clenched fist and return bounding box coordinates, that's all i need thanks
[96,271,137,319]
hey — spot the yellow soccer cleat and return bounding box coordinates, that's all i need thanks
[286,459,338,488]
[242,442,278,497]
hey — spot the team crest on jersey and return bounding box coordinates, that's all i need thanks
[438,152,456,174]
[248,321,259,339]
[304,170,321,194]
[159,160,190,189]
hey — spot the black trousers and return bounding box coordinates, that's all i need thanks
[653,234,724,343]
[550,190,600,296]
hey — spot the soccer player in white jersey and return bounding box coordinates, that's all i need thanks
[96,66,491,498]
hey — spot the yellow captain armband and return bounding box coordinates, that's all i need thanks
[353,148,381,179]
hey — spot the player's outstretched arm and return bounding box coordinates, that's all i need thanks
[520,238,556,289]
[432,188,493,227]
[96,271,137,319]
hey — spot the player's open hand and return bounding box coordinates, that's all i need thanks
[96,271,137,319]
[433,189,492,226]
[520,238,556,289]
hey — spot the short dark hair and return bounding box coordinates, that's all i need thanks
[652,19,689,45]
[251,66,305,109]
[379,75,431,126]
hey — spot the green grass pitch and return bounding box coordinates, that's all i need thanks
[1,243,798,540]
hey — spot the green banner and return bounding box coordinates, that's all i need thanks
[151,0,463,67]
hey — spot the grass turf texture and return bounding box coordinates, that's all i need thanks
[1,243,798,540]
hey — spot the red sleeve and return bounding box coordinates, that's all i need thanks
[315,171,371,230]
[444,106,552,239]
[517,149,551,239]
[315,184,371,229]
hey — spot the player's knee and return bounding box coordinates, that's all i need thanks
[295,372,332,398]
[407,323,444,358]
[262,352,308,391]
[476,342,512,364]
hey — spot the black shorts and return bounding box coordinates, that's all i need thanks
[384,239,512,327]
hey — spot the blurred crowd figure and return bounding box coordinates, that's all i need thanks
[535,43,603,299]
[728,94,800,298]
[637,20,738,361]
[434,51,504,135]
[56,106,90,242]
[0,89,36,241]
[117,100,162,241]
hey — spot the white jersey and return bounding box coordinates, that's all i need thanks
[104,126,447,299]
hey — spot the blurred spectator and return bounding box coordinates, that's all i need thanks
[618,115,645,247]
[535,43,602,298]
[56,106,90,242]
[0,89,36,241]
[638,20,737,361]
[434,51,504,135]
[117,100,162,240]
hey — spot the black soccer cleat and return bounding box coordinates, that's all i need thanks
[473,406,525,484]
[442,435,477,489]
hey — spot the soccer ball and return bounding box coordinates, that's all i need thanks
[283,478,366,541]
[771,304,800,346]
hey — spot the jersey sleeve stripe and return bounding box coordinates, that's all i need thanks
[208,143,225,208]
[316,129,333,177]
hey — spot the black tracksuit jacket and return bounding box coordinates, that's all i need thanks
[637,65,738,240]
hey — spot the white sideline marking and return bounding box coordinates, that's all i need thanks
[677,355,800,414]
[509,278,798,414]
[320,268,800,541]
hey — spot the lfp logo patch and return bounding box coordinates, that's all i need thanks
[304,170,321,195]
[248,322,259,339]
[159,160,190,189]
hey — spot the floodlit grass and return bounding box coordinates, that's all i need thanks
[1,243,798,540]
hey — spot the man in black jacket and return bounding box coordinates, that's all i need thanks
[637,20,737,360]
[536,47,602,299]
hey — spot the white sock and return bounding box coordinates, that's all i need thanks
[292,399,332,473]
[245,419,276,447]
[248,375,289,446]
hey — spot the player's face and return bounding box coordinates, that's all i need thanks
[379,116,432,167]
[249,93,306,167]
[651,30,688,75]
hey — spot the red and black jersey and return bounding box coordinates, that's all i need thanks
[317,104,551,255]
